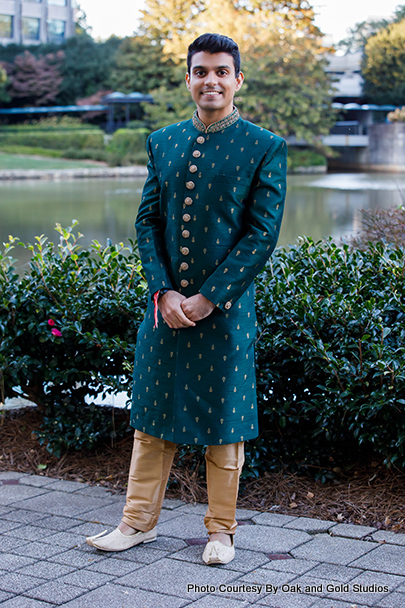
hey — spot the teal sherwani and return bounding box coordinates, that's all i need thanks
[132,108,287,445]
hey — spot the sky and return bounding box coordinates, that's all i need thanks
[77,0,404,43]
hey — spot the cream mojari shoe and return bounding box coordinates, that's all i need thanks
[86,526,157,551]
[202,535,235,565]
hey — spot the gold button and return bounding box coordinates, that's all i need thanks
[183,213,191,222]
[181,247,190,255]
[197,136,205,144]
[189,165,198,173]
[181,279,189,287]
[180,262,189,271]
[193,150,201,158]
[225,301,232,310]
[186,181,195,190]
[184,197,193,205]
[182,230,190,238]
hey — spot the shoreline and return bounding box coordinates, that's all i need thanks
[0,166,149,180]
[0,165,326,180]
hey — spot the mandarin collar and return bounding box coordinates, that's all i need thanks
[192,107,240,133]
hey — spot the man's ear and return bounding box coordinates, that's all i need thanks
[185,73,191,90]
[235,71,244,91]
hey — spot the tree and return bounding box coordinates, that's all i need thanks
[337,19,391,53]
[140,0,322,58]
[337,4,405,52]
[139,0,335,142]
[111,36,177,93]
[240,34,336,142]
[7,51,64,107]
[75,3,93,36]
[138,0,204,58]
[0,64,10,104]
[362,19,405,105]
[56,35,121,105]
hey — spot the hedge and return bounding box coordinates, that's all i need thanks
[106,128,149,166]
[0,117,100,131]
[0,223,147,456]
[287,148,327,172]
[255,238,405,476]
[0,130,105,151]
[0,125,149,165]
[1,227,404,475]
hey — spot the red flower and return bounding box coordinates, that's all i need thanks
[48,319,55,326]
[51,328,62,337]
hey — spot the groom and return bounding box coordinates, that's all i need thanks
[87,32,287,565]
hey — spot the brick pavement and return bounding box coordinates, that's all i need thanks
[1,471,404,608]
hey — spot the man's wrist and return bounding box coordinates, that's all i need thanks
[198,292,215,308]
[157,288,170,300]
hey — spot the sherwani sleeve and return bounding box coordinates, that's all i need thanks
[199,138,287,312]
[135,136,174,296]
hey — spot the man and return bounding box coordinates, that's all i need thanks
[87,32,287,565]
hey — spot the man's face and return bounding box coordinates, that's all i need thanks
[185,51,244,122]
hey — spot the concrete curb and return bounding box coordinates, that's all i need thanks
[0,166,148,181]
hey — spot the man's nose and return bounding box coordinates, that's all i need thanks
[204,71,218,86]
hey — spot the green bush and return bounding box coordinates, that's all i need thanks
[1,230,405,473]
[0,130,104,150]
[287,148,327,172]
[0,223,147,456]
[0,116,99,131]
[255,238,405,476]
[0,122,149,165]
[62,148,110,162]
[106,128,149,166]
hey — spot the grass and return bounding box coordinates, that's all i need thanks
[0,151,104,170]
[0,145,65,158]
[288,147,327,171]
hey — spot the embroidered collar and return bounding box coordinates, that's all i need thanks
[192,107,240,133]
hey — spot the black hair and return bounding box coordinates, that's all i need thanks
[187,33,241,76]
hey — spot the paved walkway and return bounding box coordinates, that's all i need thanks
[0,471,404,608]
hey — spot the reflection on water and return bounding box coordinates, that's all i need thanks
[0,178,145,270]
[1,172,405,269]
[280,173,405,247]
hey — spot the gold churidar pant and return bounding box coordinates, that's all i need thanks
[122,430,244,535]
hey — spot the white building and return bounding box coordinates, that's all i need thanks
[0,0,75,46]
[325,51,364,101]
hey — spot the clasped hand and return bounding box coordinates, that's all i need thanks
[158,291,215,329]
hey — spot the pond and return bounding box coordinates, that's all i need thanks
[1,172,405,270]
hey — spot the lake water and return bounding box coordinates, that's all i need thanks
[1,172,405,270]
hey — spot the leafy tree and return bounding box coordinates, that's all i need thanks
[0,64,10,104]
[7,51,64,107]
[75,3,93,36]
[111,36,177,93]
[362,19,405,105]
[56,35,121,104]
[140,0,335,141]
[140,0,322,60]
[142,74,195,129]
[240,34,336,142]
[0,36,120,107]
[337,4,405,52]
[337,19,391,53]
[139,0,204,57]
